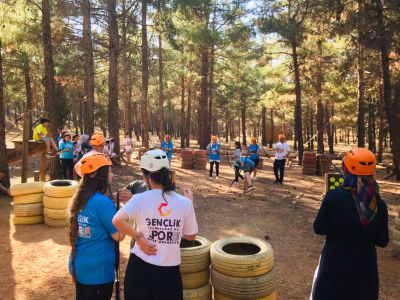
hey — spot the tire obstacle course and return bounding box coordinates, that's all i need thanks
[393,206,400,253]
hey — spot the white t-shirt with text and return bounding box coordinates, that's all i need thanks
[120,189,198,267]
[274,142,291,160]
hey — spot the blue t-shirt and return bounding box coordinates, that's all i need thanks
[208,143,220,161]
[161,141,173,159]
[241,157,255,167]
[248,144,260,160]
[69,192,118,285]
[59,141,74,159]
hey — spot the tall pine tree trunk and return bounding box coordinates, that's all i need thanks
[157,1,165,141]
[375,0,400,179]
[208,45,215,135]
[261,106,267,146]
[82,0,95,135]
[22,53,33,139]
[141,0,150,148]
[185,82,192,148]
[241,94,246,147]
[292,39,304,162]
[357,0,366,147]
[199,48,209,149]
[180,65,185,148]
[107,0,120,153]
[316,40,324,153]
[0,40,10,188]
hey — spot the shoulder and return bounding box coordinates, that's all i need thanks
[170,192,192,208]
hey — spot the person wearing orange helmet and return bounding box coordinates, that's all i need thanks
[273,134,290,184]
[311,148,389,300]
[69,153,126,300]
[207,135,221,180]
[161,134,174,163]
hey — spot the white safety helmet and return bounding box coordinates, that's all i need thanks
[140,149,170,172]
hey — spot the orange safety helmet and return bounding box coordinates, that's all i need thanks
[89,134,105,146]
[78,153,112,176]
[165,134,171,140]
[278,134,286,140]
[211,135,218,141]
[343,148,376,176]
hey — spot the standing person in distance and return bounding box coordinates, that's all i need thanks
[207,135,221,180]
[123,133,134,166]
[310,148,389,300]
[249,137,260,180]
[233,141,244,187]
[112,149,198,300]
[161,134,174,164]
[59,133,75,179]
[273,134,290,184]
[69,153,126,300]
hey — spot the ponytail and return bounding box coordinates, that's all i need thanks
[142,167,176,203]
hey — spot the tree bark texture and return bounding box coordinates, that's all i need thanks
[357,0,366,147]
[208,45,215,136]
[241,94,246,146]
[107,0,120,153]
[316,40,324,153]
[22,54,33,139]
[261,106,267,146]
[199,48,209,149]
[269,108,274,148]
[82,0,95,135]
[180,66,185,148]
[0,40,10,187]
[141,0,150,148]
[157,2,165,141]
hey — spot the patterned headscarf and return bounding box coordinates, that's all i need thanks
[341,160,378,226]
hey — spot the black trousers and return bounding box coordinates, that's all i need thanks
[76,281,113,300]
[273,159,286,182]
[209,161,220,177]
[61,158,74,179]
[124,254,183,300]
[234,165,244,182]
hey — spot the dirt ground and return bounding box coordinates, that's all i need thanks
[1,149,400,300]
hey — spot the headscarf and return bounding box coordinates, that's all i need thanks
[341,160,378,226]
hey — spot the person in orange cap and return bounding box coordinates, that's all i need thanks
[273,134,290,184]
[161,134,173,163]
[69,153,126,300]
[310,148,389,300]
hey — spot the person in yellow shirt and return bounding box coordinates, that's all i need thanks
[33,118,59,157]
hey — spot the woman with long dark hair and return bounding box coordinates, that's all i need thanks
[113,149,198,300]
[69,153,125,300]
[311,148,389,300]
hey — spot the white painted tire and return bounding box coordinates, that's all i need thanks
[43,195,73,210]
[210,236,274,277]
[44,207,70,220]
[180,236,211,274]
[13,193,44,205]
[13,215,44,225]
[44,180,79,197]
[13,203,43,217]
[10,182,45,196]
[183,282,211,300]
[181,269,210,290]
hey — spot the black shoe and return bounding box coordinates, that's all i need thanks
[273,180,279,184]
[278,180,283,184]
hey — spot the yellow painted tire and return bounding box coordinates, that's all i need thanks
[210,236,274,277]
[182,269,210,290]
[393,229,400,241]
[10,182,45,196]
[180,236,211,274]
[43,195,73,210]
[183,282,211,300]
[211,267,276,299]
[44,180,79,198]
[393,240,400,252]
[397,206,400,216]
[13,193,44,205]
[395,217,400,231]
[44,207,70,220]
[214,290,276,300]
[13,215,44,225]
[13,203,43,217]
[44,217,69,227]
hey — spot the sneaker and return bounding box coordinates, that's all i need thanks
[233,182,239,187]
[273,180,279,184]
[215,176,219,180]
[209,177,213,181]
[252,176,257,181]
[247,185,254,191]
[46,151,55,158]
[278,180,283,184]
[244,188,252,194]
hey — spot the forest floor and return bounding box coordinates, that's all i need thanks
[1,134,400,299]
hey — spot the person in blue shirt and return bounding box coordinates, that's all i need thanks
[161,134,173,163]
[248,137,260,180]
[59,133,75,179]
[207,135,221,180]
[233,141,255,194]
[69,153,126,300]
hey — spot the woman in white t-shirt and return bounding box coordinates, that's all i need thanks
[123,133,133,166]
[273,134,291,184]
[112,149,198,300]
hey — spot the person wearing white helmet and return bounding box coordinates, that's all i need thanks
[112,149,198,300]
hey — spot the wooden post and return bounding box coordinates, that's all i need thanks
[171,170,176,184]
[21,111,30,183]
[33,170,40,182]
[40,150,47,181]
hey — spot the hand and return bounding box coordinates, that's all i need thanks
[137,234,157,255]
[115,189,132,202]
[182,187,193,201]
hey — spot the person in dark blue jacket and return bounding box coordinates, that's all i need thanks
[311,148,389,300]
[69,153,126,300]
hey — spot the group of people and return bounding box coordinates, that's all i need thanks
[206,133,291,194]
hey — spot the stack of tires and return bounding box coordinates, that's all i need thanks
[181,149,194,169]
[43,180,79,227]
[211,236,276,300]
[10,182,45,225]
[316,154,331,175]
[194,150,207,170]
[180,236,212,300]
[302,151,317,175]
[393,207,400,252]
